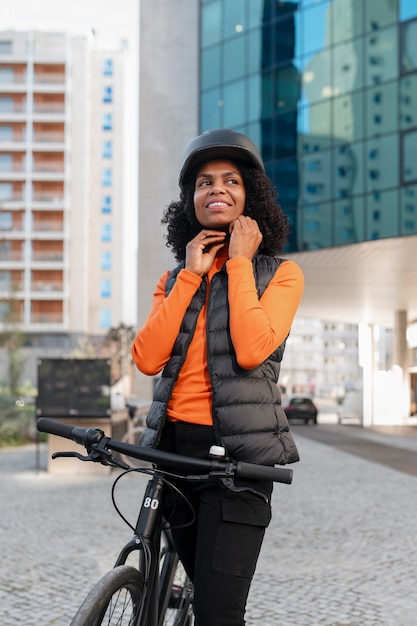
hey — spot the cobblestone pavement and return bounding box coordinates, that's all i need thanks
[1,426,417,625]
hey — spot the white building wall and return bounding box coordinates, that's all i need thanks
[66,34,91,334]
[136,0,199,399]
[89,47,125,334]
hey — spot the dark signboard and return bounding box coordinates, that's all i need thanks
[36,358,111,418]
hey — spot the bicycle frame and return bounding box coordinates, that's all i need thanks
[37,417,293,626]
[113,472,172,626]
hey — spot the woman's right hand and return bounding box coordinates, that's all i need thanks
[185,230,227,277]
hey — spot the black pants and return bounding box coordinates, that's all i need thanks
[157,422,273,626]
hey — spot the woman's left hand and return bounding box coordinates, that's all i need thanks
[228,216,263,260]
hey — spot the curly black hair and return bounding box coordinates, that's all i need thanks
[161,162,290,262]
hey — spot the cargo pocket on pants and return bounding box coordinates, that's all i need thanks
[212,493,272,578]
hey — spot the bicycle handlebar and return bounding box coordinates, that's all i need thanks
[37,417,293,484]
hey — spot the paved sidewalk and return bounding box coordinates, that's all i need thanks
[1,429,417,625]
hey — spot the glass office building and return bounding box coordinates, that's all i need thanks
[200,0,417,252]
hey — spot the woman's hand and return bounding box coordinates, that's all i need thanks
[228,216,262,260]
[185,230,227,277]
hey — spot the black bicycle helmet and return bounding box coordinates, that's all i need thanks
[178,128,265,186]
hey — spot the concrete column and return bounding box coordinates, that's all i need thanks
[359,322,374,427]
[394,310,408,369]
[394,310,410,420]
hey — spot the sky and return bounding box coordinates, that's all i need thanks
[1,0,139,323]
[0,0,138,49]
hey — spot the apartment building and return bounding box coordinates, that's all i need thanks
[0,30,125,382]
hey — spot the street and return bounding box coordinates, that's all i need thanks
[1,423,417,625]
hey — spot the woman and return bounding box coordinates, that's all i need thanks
[132,128,304,626]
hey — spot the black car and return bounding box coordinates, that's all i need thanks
[283,396,318,424]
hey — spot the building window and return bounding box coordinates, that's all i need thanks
[102,140,112,158]
[0,154,12,171]
[0,301,11,320]
[101,223,112,242]
[100,279,111,298]
[306,160,322,172]
[402,129,417,183]
[102,86,113,103]
[100,309,112,328]
[103,59,113,76]
[342,228,354,240]
[0,125,13,141]
[306,183,324,195]
[0,183,13,200]
[101,251,112,270]
[0,97,13,113]
[0,211,12,230]
[0,270,11,290]
[0,41,12,54]
[101,168,112,187]
[103,113,113,131]
[0,68,14,84]
[101,196,112,214]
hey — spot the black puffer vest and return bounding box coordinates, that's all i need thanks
[139,254,299,465]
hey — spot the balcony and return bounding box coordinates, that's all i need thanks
[0,221,23,234]
[33,101,65,116]
[0,250,24,263]
[33,74,66,94]
[32,220,64,232]
[32,131,65,148]
[32,190,64,207]
[34,73,66,84]
[0,161,25,173]
[0,161,26,181]
[30,312,63,324]
[0,130,26,147]
[31,280,63,293]
[0,313,24,324]
[31,250,64,262]
[0,72,27,88]
[33,160,64,173]
[0,101,26,122]
[0,192,25,208]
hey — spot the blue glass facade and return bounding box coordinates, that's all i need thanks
[200,0,417,251]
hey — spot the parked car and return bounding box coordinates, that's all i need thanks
[337,390,363,424]
[283,396,318,424]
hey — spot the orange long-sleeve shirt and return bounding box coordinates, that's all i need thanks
[132,248,304,426]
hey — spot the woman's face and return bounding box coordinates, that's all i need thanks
[193,159,246,229]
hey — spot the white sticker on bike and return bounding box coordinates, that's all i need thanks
[144,497,159,510]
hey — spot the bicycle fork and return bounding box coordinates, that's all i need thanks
[114,475,166,626]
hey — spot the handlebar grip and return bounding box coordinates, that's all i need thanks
[37,417,75,440]
[236,461,293,484]
[36,418,103,448]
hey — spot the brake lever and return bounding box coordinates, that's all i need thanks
[52,451,92,462]
[52,448,130,470]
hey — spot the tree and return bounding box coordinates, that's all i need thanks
[103,323,135,385]
[0,286,25,395]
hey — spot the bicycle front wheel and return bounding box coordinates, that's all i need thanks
[159,547,194,626]
[70,565,144,626]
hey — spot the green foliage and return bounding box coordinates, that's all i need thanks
[0,392,35,446]
[0,284,26,395]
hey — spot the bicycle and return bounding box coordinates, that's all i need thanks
[37,417,293,626]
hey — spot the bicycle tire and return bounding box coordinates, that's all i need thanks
[70,565,144,626]
[160,550,194,626]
